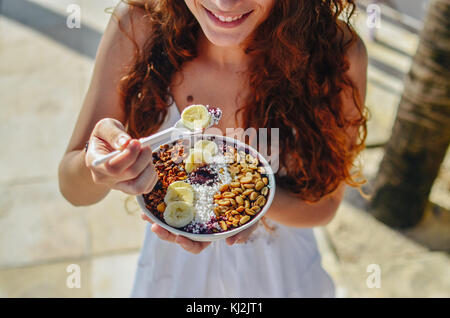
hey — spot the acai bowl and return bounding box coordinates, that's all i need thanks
[136,134,276,242]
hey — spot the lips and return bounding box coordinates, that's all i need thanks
[212,12,244,22]
[203,6,253,28]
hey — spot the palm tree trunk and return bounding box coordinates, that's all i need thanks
[369,0,450,228]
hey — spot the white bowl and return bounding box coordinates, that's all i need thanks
[136,134,276,242]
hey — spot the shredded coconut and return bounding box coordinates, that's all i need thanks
[187,152,232,225]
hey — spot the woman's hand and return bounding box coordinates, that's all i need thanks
[140,212,259,254]
[85,118,158,195]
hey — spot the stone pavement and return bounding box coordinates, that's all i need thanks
[0,0,448,297]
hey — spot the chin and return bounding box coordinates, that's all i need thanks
[203,29,249,48]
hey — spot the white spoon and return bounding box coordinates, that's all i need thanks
[92,106,222,167]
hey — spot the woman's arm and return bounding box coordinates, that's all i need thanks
[58,3,149,206]
[266,183,346,227]
[266,34,368,228]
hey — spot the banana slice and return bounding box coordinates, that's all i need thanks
[163,202,195,228]
[181,104,211,130]
[168,181,194,192]
[184,148,214,173]
[184,149,201,173]
[194,140,218,157]
[164,185,194,206]
[184,149,199,173]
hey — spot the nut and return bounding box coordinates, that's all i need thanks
[219,206,229,214]
[232,188,243,195]
[235,195,244,205]
[220,221,228,231]
[236,206,245,213]
[251,206,261,213]
[240,175,252,184]
[239,215,251,225]
[222,192,235,198]
[229,166,240,175]
[245,208,255,216]
[243,183,255,189]
[156,202,166,213]
[242,189,253,196]
[218,199,231,206]
[262,177,268,185]
[261,186,269,196]
[230,181,241,188]
[255,195,266,207]
[219,184,229,192]
[249,191,259,201]
[255,181,265,191]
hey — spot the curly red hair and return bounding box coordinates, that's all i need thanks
[118,0,369,203]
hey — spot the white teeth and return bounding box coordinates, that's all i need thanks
[213,12,244,23]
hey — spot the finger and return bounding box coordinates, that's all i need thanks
[113,161,157,194]
[121,146,153,180]
[226,223,258,245]
[104,139,141,175]
[226,231,247,245]
[151,223,177,243]
[94,118,131,150]
[175,235,211,254]
[143,170,159,194]
[140,212,153,224]
[226,236,238,246]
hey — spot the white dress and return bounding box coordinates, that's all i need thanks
[130,101,335,298]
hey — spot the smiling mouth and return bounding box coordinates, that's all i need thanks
[203,6,253,25]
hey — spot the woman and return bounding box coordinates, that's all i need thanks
[58,0,368,297]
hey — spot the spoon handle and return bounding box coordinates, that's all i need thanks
[92,126,182,167]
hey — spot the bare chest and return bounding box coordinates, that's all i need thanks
[169,63,250,133]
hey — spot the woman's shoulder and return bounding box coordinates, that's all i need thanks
[337,20,368,73]
[105,1,152,54]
